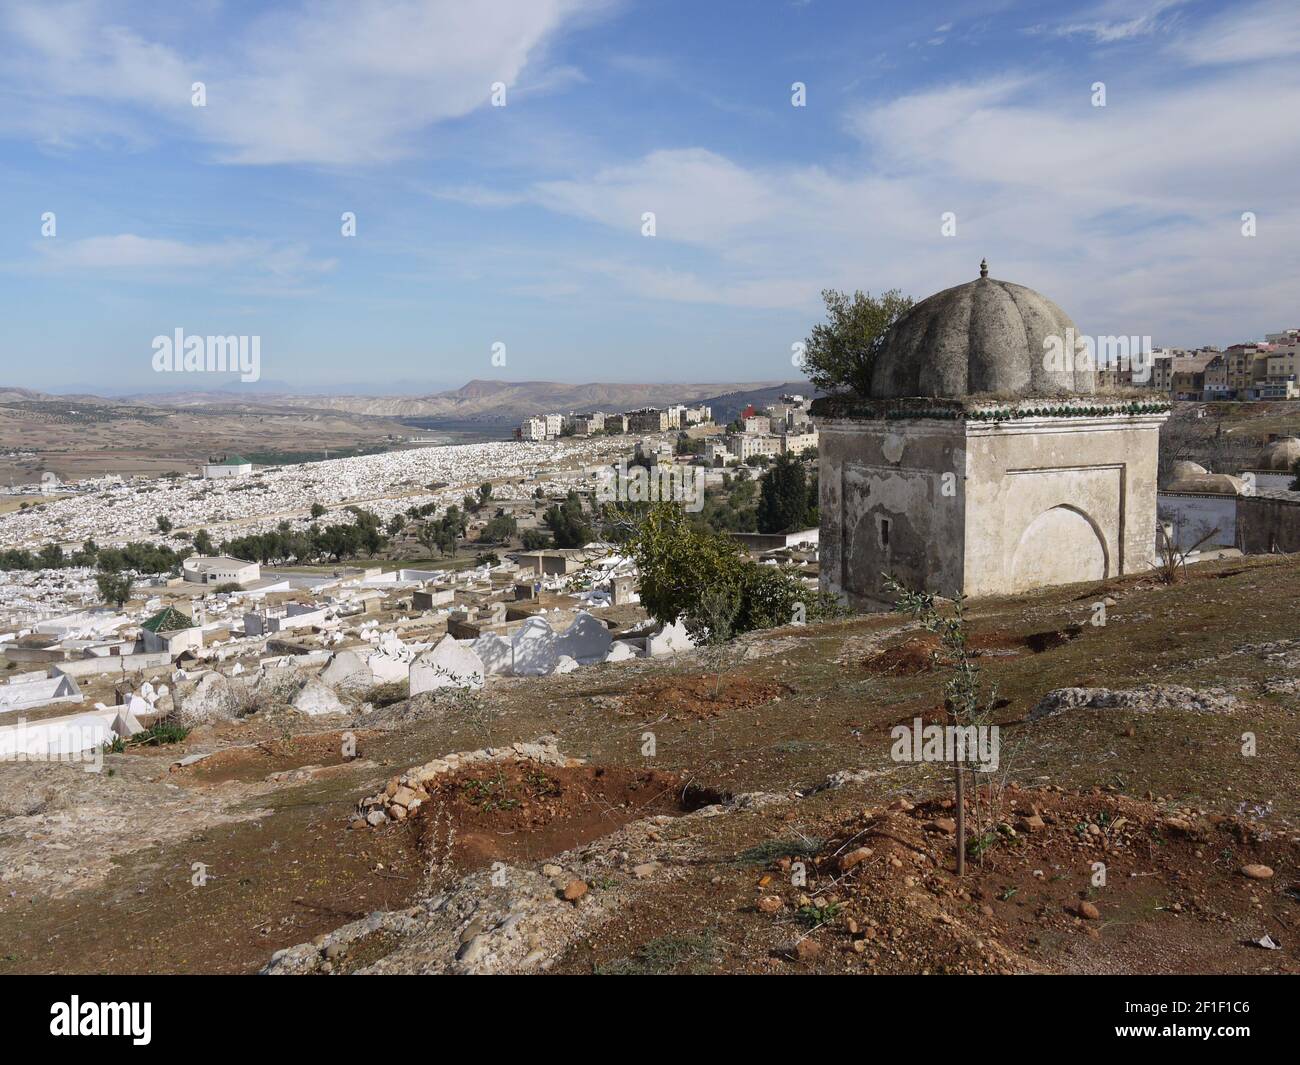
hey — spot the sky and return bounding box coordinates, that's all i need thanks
[0,0,1298,394]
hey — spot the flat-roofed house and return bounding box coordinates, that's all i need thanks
[202,454,253,479]
[182,555,261,587]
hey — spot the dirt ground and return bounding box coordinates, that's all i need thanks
[0,552,1297,974]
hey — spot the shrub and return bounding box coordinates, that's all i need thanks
[628,504,809,641]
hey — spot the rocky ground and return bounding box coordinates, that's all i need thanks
[0,552,1297,974]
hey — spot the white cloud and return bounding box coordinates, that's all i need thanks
[520,53,1300,344]
[1166,0,1300,65]
[1031,0,1190,43]
[30,234,336,287]
[534,149,779,244]
[0,0,608,165]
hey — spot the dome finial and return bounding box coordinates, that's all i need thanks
[979,257,988,279]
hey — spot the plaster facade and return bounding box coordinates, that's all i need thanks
[816,412,1167,610]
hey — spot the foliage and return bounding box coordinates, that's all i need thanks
[520,528,550,551]
[95,571,133,607]
[222,508,387,564]
[801,287,913,397]
[884,576,989,728]
[1154,522,1217,584]
[544,490,594,548]
[757,453,816,533]
[628,504,809,642]
[593,933,720,976]
[696,477,758,533]
[479,513,518,542]
[131,719,190,746]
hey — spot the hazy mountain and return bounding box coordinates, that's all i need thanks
[57,379,814,425]
[2,378,819,428]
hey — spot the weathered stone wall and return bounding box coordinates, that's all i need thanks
[817,413,1166,609]
[816,418,966,610]
[964,415,1165,596]
[1238,495,1300,553]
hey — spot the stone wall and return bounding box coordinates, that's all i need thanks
[964,415,1165,596]
[816,417,966,610]
[1238,494,1300,553]
[816,412,1166,609]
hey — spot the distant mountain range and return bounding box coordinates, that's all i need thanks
[0,379,817,428]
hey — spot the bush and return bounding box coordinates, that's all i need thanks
[628,504,809,642]
[521,528,550,551]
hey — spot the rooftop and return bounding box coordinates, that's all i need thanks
[141,606,195,633]
[868,261,1097,401]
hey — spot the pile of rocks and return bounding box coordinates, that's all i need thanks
[353,736,582,827]
[1027,684,1239,721]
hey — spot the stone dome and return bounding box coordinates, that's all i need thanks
[1170,460,1208,479]
[1258,436,1300,471]
[1166,472,1245,496]
[869,261,1096,400]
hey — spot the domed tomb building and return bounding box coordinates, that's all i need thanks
[811,262,1169,610]
[1239,436,1300,492]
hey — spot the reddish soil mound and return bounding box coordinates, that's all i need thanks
[415,762,724,870]
[863,628,1081,675]
[624,674,787,719]
[748,786,1295,974]
[863,636,941,675]
[171,731,367,785]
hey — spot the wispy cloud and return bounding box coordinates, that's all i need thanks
[1028,0,1190,43]
[28,234,336,289]
[516,44,1300,341]
[1166,0,1300,64]
[0,0,610,165]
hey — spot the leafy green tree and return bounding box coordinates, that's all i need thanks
[310,502,327,519]
[628,504,807,641]
[192,529,214,555]
[521,528,550,551]
[757,454,810,534]
[480,514,518,542]
[544,491,593,548]
[801,288,913,397]
[96,571,133,608]
[156,515,173,534]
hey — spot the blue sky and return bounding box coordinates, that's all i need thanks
[1,0,1298,394]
